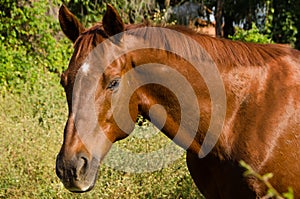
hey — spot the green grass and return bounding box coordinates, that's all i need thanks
[0,71,203,198]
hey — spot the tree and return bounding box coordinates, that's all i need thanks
[215,0,223,37]
[211,0,299,48]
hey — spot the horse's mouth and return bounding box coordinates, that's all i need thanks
[60,168,98,193]
[65,177,97,193]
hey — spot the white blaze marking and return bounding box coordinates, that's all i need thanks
[81,62,90,74]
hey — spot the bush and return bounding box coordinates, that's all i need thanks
[0,0,72,93]
[229,23,273,44]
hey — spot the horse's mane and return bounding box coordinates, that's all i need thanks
[75,22,293,68]
[125,23,293,67]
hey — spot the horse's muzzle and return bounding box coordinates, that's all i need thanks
[55,152,99,192]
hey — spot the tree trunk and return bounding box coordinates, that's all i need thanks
[223,14,234,38]
[215,0,224,37]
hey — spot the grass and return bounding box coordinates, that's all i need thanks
[0,70,203,198]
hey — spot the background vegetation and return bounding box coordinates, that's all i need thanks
[0,0,298,198]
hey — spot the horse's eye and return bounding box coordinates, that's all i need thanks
[107,79,120,90]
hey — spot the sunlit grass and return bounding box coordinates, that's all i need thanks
[0,72,203,198]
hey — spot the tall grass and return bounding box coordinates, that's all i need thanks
[0,71,202,198]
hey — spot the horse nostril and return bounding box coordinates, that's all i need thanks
[76,155,89,179]
[55,153,90,182]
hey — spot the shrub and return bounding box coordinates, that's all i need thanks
[0,0,72,93]
[229,23,273,44]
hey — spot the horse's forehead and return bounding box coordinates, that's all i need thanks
[66,31,142,84]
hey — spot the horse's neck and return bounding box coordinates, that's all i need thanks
[133,44,273,158]
[133,49,215,155]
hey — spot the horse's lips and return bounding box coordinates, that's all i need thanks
[63,171,98,193]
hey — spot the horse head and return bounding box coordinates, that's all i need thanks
[55,4,139,192]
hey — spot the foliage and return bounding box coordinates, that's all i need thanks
[240,160,294,199]
[205,0,299,48]
[265,0,298,47]
[63,0,175,26]
[0,0,72,93]
[63,0,157,25]
[62,0,106,25]
[152,8,177,25]
[229,23,273,44]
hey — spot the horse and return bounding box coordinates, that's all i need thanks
[55,4,300,198]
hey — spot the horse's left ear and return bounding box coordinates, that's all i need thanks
[102,4,124,37]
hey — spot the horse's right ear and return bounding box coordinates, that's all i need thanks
[102,4,124,37]
[59,4,85,43]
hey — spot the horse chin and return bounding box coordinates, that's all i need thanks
[67,181,95,193]
[67,176,97,193]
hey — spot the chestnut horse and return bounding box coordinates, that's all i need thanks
[56,4,300,198]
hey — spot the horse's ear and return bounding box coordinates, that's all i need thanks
[59,4,85,43]
[102,4,124,37]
